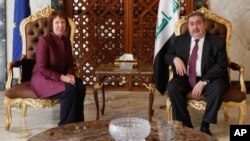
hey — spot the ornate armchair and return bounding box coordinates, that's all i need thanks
[166,7,247,124]
[4,6,76,130]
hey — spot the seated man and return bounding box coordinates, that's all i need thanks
[165,12,230,135]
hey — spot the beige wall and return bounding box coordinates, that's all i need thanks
[209,0,250,80]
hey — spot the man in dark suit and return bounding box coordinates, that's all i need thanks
[165,12,230,136]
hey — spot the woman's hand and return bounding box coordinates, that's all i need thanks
[67,74,76,84]
[60,74,76,85]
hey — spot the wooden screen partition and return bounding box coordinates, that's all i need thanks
[65,0,196,90]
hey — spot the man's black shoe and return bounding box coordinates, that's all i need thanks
[183,121,193,128]
[200,126,212,136]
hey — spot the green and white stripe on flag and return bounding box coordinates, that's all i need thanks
[153,0,180,94]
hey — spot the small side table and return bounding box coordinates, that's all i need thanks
[93,64,155,121]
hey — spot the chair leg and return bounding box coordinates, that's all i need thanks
[166,97,173,123]
[223,106,229,122]
[4,97,12,130]
[238,101,246,124]
[21,103,28,117]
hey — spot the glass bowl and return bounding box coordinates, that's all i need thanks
[109,117,151,141]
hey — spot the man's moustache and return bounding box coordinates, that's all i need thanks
[193,29,200,32]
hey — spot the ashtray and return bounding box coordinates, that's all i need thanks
[109,117,150,141]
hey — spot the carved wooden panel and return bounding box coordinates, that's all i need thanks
[67,0,125,87]
[131,0,158,65]
[65,0,197,90]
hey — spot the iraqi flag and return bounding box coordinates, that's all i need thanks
[12,0,31,61]
[154,0,180,94]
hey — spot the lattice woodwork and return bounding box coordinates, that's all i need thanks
[101,74,128,90]
[70,0,125,86]
[65,0,196,90]
[131,0,158,65]
[130,74,153,91]
[180,0,189,16]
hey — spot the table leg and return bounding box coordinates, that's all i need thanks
[149,89,154,122]
[93,83,103,120]
[143,83,155,122]
[101,84,105,115]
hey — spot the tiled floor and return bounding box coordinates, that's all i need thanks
[0,90,249,141]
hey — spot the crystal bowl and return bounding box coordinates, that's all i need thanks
[109,117,151,141]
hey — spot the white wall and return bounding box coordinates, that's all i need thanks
[6,0,15,64]
[30,0,51,14]
[6,0,51,64]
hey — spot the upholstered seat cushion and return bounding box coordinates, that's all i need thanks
[5,82,38,99]
[223,87,246,102]
[187,92,206,101]
[187,87,246,102]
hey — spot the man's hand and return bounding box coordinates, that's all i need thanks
[191,81,206,98]
[173,57,187,76]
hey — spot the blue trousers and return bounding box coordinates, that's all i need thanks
[51,78,86,126]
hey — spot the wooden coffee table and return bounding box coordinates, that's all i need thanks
[28,120,218,141]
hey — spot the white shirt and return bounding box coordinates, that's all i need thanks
[188,36,205,77]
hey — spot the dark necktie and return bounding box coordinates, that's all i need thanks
[188,39,199,87]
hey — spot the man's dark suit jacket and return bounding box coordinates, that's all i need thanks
[165,32,229,83]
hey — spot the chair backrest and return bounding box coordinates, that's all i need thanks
[20,6,76,59]
[19,6,76,81]
[174,7,232,64]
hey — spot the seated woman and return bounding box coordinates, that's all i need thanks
[30,10,86,125]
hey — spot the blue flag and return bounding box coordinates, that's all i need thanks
[12,0,31,61]
[154,0,180,94]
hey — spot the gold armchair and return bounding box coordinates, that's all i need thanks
[166,7,246,124]
[4,6,76,130]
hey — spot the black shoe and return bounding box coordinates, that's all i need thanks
[200,126,212,136]
[183,121,193,128]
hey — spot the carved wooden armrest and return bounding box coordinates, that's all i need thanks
[6,60,23,89]
[73,56,83,78]
[168,65,174,81]
[75,60,81,78]
[229,62,242,71]
[229,62,246,93]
